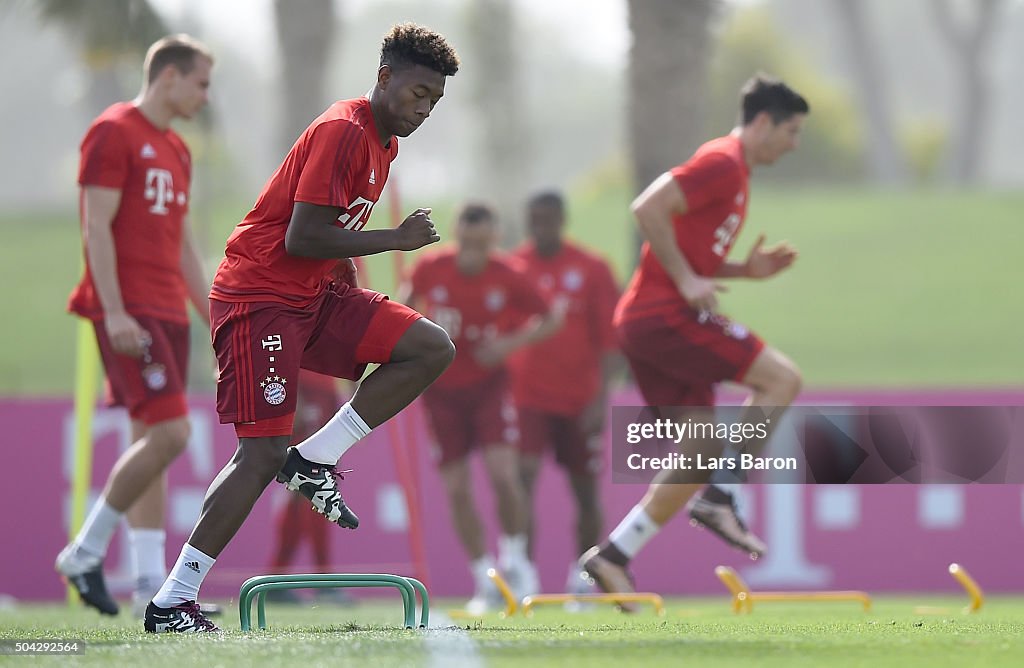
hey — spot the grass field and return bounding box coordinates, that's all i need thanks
[2,187,1022,394]
[3,597,1024,667]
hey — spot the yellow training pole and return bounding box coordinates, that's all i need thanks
[949,563,984,613]
[67,319,100,605]
[715,566,751,613]
[487,568,518,617]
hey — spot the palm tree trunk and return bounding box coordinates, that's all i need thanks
[465,0,530,246]
[628,0,717,259]
[274,0,336,157]
[931,0,1004,184]
[830,0,908,185]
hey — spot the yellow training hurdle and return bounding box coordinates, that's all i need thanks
[715,565,872,614]
[520,592,665,616]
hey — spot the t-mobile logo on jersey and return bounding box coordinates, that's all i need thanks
[712,213,741,257]
[144,168,175,215]
[337,196,376,231]
[261,335,283,352]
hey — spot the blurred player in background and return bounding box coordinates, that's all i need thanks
[508,191,621,596]
[401,201,563,613]
[56,35,213,618]
[581,74,809,604]
[144,24,459,633]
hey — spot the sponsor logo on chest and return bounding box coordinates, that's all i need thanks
[485,288,506,312]
[430,285,448,303]
[562,268,583,292]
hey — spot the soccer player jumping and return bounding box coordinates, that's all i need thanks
[581,75,809,604]
[144,24,459,633]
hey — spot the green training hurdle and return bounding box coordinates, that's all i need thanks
[239,573,429,631]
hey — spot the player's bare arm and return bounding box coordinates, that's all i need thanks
[284,202,439,258]
[716,233,799,279]
[580,351,625,436]
[474,304,565,368]
[82,185,147,357]
[179,217,211,326]
[632,172,726,311]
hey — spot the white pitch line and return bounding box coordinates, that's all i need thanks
[423,611,485,668]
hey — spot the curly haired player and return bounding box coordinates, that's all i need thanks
[144,24,460,633]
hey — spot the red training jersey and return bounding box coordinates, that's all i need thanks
[616,134,750,323]
[508,241,619,415]
[68,102,193,323]
[211,98,398,306]
[407,248,549,389]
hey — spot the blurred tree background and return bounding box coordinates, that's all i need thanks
[1,0,1022,394]
[35,0,169,113]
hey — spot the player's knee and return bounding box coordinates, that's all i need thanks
[774,362,803,402]
[519,456,542,486]
[490,467,521,499]
[395,318,455,375]
[518,469,539,494]
[238,438,289,477]
[148,418,191,459]
[445,479,473,506]
[417,320,456,374]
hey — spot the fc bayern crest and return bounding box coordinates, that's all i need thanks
[726,323,749,339]
[264,382,287,405]
[261,375,289,405]
[142,363,167,390]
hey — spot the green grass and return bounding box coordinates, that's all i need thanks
[3,597,1024,667]
[718,188,1024,386]
[3,187,1022,394]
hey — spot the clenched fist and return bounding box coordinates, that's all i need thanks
[395,207,441,251]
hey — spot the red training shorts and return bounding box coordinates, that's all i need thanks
[211,283,421,437]
[617,305,764,407]
[517,406,603,476]
[421,372,519,467]
[92,315,190,425]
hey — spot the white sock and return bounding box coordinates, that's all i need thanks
[608,505,660,559]
[295,402,372,465]
[152,543,216,608]
[129,528,167,588]
[497,534,529,571]
[72,498,123,564]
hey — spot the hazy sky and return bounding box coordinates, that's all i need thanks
[148,0,630,69]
